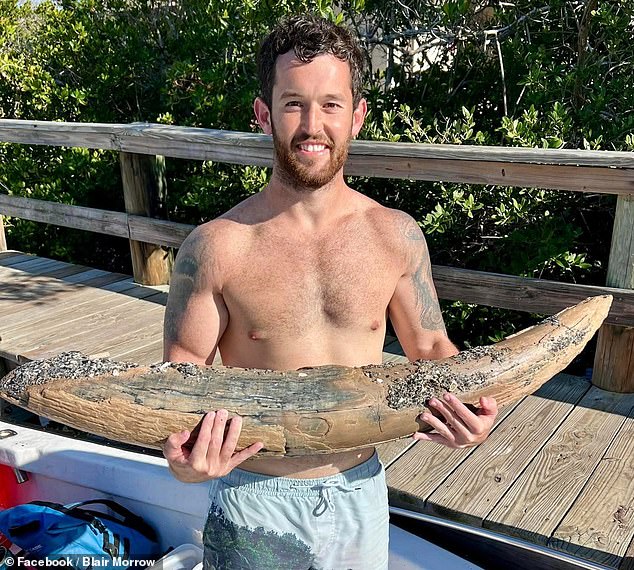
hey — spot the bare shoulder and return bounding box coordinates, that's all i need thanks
[375,207,422,239]
[174,197,259,288]
[185,194,262,253]
[354,194,425,246]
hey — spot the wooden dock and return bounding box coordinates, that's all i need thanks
[0,250,167,365]
[1,250,633,569]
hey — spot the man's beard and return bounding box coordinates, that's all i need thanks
[272,126,351,191]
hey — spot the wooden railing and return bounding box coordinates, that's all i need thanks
[0,119,633,392]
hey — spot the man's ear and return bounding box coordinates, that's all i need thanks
[254,97,273,135]
[351,98,368,139]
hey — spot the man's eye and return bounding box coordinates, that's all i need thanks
[285,101,302,107]
[324,103,340,108]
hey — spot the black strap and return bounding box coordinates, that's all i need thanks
[66,500,157,542]
[29,500,157,543]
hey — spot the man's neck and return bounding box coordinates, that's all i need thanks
[263,170,352,230]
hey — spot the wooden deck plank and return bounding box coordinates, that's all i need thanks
[383,339,405,357]
[0,254,35,266]
[423,374,591,526]
[41,317,164,362]
[87,317,164,361]
[61,268,111,283]
[0,251,80,269]
[62,272,130,288]
[0,280,162,345]
[4,265,115,292]
[0,255,55,269]
[484,387,633,546]
[17,302,164,362]
[0,266,131,307]
[0,271,89,315]
[549,401,634,568]
[382,345,408,364]
[0,255,168,365]
[113,338,164,364]
[386,387,527,512]
[0,276,133,326]
[0,251,24,262]
[1,271,131,306]
[0,258,68,280]
[376,438,416,467]
[1,287,150,340]
[387,440,475,510]
[0,258,89,282]
[0,253,72,272]
[100,280,168,301]
[136,290,169,305]
[0,271,136,312]
[42,263,93,279]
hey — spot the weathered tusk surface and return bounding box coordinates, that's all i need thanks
[0,295,612,455]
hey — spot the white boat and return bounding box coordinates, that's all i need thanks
[0,420,609,570]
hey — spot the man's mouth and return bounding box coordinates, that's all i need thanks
[296,142,329,153]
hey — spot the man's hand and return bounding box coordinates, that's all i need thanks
[163,409,264,483]
[414,394,498,449]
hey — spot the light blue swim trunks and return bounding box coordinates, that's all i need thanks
[203,452,389,570]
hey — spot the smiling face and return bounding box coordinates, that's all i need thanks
[254,51,367,191]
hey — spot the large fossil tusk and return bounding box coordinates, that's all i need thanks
[0,295,612,456]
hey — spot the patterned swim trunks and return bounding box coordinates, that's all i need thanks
[203,452,389,570]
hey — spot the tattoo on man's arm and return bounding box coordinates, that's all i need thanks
[402,216,446,332]
[164,254,198,343]
[402,217,426,241]
[412,258,446,332]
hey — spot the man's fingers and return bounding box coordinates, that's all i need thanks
[428,397,471,434]
[205,409,229,465]
[229,441,265,469]
[435,394,482,432]
[420,411,455,442]
[412,431,445,445]
[189,411,215,463]
[211,409,229,445]
[219,415,243,463]
[163,430,190,461]
[163,409,263,482]
[479,396,499,417]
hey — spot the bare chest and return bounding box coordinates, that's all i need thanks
[223,230,401,336]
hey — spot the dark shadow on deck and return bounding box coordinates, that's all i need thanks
[0,251,167,306]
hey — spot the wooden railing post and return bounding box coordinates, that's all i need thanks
[119,152,173,285]
[592,194,634,392]
[0,215,7,252]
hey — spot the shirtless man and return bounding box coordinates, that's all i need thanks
[162,15,498,570]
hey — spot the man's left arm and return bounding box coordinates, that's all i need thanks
[388,213,497,448]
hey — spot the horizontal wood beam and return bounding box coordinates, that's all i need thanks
[128,216,194,248]
[433,266,634,327]
[1,120,633,194]
[0,194,194,248]
[0,194,130,239]
[345,158,634,195]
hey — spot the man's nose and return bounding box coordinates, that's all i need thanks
[301,104,323,135]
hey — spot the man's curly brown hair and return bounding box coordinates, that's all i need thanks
[257,15,366,108]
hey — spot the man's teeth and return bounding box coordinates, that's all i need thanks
[298,144,327,152]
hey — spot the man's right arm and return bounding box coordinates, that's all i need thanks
[162,226,263,481]
[163,226,227,365]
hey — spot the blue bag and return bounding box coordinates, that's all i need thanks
[0,499,161,568]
